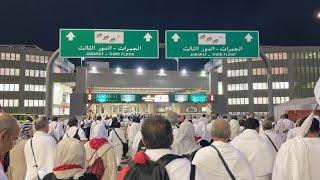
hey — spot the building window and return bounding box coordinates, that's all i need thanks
[218,82,223,95]
[272,82,289,89]
[227,69,248,77]
[0,99,19,107]
[228,98,249,105]
[253,83,268,90]
[227,83,249,91]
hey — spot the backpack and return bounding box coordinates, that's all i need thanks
[87,145,112,180]
[124,154,196,180]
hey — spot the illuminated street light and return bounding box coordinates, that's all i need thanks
[181,69,187,76]
[201,70,207,77]
[137,67,143,74]
[115,67,123,74]
[159,68,166,76]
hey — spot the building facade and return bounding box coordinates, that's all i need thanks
[0,45,74,114]
[220,46,320,116]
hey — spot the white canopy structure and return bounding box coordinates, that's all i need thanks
[274,97,317,121]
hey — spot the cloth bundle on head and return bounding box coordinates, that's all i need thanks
[53,138,86,179]
[90,123,108,139]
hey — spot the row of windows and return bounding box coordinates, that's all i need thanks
[0,84,19,91]
[227,83,249,91]
[252,83,268,90]
[252,67,288,76]
[228,112,249,115]
[294,82,316,89]
[0,99,19,107]
[227,69,248,77]
[228,98,249,105]
[24,84,46,92]
[292,52,320,60]
[253,97,290,104]
[296,67,320,75]
[252,82,289,90]
[25,69,46,77]
[0,68,20,76]
[227,58,248,64]
[265,52,288,60]
[24,100,45,107]
[273,82,289,89]
[0,53,21,61]
[25,55,49,64]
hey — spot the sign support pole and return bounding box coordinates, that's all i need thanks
[260,50,274,116]
[45,49,59,119]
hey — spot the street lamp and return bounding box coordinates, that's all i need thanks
[137,67,143,74]
[181,69,187,76]
[318,12,320,19]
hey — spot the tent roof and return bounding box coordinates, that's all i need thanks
[275,97,317,107]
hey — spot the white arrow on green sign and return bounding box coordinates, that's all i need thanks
[165,30,260,58]
[59,29,159,58]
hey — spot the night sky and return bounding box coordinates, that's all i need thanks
[1,0,320,70]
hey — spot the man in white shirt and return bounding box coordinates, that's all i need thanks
[48,116,64,142]
[24,117,57,180]
[63,117,87,143]
[193,119,254,180]
[0,113,19,180]
[273,111,319,180]
[260,120,284,152]
[119,115,203,180]
[231,118,276,180]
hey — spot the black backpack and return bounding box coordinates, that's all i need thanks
[124,154,196,180]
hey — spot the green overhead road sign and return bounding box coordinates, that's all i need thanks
[59,29,159,58]
[165,30,259,58]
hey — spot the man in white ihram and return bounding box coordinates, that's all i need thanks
[231,118,276,180]
[273,105,320,180]
[260,120,284,152]
[192,119,254,180]
[25,117,57,180]
[48,117,64,141]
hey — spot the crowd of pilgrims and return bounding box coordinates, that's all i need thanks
[1,105,320,180]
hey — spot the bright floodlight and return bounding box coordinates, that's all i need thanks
[91,66,97,71]
[159,68,166,76]
[318,12,320,18]
[201,70,206,76]
[115,67,123,74]
[137,67,143,74]
[182,69,187,75]
[81,57,85,60]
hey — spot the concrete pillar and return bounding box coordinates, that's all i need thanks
[147,104,154,114]
[70,67,87,116]
[208,70,219,114]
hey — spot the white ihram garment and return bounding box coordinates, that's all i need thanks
[108,128,126,166]
[260,129,284,151]
[231,129,276,180]
[24,131,57,180]
[172,121,200,155]
[273,112,318,180]
[192,141,255,180]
